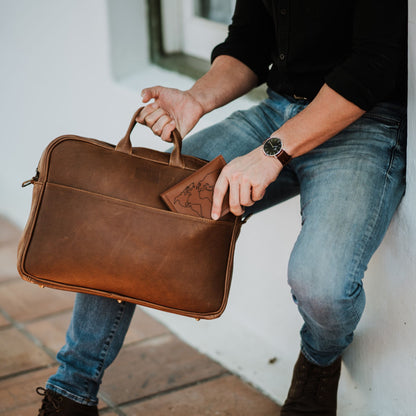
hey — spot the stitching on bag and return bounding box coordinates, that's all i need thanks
[47,135,203,172]
[46,181,236,226]
[16,275,221,319]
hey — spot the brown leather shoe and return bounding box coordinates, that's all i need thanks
[280,352,341,416]
[36,387,99,416]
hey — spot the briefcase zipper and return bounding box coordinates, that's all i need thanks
[22,168,40,187]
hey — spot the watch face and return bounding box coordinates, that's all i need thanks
[263,137,282,156]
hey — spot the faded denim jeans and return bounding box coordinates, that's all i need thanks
[47,90,406,405]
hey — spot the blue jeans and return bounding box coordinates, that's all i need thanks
[47,91,406,405]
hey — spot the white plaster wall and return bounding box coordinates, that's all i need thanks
[0,1,414,415]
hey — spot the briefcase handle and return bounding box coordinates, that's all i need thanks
[115,107,185,169]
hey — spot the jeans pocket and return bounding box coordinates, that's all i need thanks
[361,102,406,128]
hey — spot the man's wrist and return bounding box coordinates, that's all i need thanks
[183,88,208,119]
[186,87,213,117]
[256,146,283,174]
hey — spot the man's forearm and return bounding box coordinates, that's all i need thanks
[211,84,366,218]
[277,84,366,158]
[187,55,258,115]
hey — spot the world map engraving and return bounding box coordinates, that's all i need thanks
[173,169,220,218]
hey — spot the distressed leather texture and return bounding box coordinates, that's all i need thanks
[17,108,243,319]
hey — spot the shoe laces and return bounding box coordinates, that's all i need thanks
[36,387,63,415]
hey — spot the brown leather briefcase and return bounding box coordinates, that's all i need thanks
[17,108,244,319]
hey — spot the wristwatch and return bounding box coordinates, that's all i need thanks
[263,137,292,166]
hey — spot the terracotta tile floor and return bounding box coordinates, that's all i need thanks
[0,215,281,415]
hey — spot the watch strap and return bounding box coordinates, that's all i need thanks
[276,149,292,166]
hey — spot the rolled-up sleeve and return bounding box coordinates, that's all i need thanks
[325,0,407,110]
[211,0,274,85]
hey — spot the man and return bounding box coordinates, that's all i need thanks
[37,1,407,415]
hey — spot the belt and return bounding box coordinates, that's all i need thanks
[293,94,309,100]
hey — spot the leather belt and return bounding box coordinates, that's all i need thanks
[293,94,309,100]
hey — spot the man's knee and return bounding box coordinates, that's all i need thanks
[287,247,365,328]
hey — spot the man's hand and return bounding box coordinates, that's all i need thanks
[211,147,282,219]
[137,86,205,141]
[137,56,258,142]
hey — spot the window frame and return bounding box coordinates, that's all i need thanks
[147,0,266,100]
[147,0,210,79]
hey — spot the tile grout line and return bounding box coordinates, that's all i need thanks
[123,332,173,348]
[102,371,231,412]
[97,392,128,416]
[8,306,75,325]
[0,364,58,383]
[0,306,59,361]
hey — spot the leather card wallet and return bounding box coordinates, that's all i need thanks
[160,155,230,219]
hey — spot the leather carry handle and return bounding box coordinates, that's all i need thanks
[116,107,185,169]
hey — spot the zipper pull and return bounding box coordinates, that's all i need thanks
[22,169,40,187]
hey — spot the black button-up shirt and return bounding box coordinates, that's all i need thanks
[211,0,407,110]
